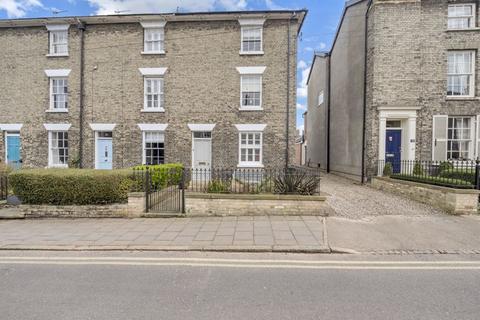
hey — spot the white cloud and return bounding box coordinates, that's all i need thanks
[303,46,314,52]
[297,60,307,70]
[264,0,284,10]
[296,102,306,111]
[297,66,310,98]
[318,42,326,50]
[0,0,44,18]
[88,0,250,15]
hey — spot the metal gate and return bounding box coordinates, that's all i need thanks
[145,168,185,214]
[0,175,7,201]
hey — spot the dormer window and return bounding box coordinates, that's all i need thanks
[238,19,265,55]
[448,4,476,30]
[140,21,166,54]
[46,24,69,56]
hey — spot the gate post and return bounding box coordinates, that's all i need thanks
[475,159,480,190]
[145,169,150,213]
[181,168,186,214]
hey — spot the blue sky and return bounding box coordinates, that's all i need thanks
[0,0,346,132]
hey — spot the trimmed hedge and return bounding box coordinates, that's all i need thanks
[438,169,476,185]
[9,169,143,205]
[391,174,473,189]
[133,163,184,188]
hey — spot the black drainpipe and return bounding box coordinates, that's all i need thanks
[285,13,295,169]
[361,1,372,184]
[77,19,86,168]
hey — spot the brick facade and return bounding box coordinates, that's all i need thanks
[0,11,304,170]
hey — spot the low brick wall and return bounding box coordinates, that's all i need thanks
[185,193,332,216]
[371,177,480,215]
[20,192,146,218]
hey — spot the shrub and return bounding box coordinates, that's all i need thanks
[412,163,424,176]
[383,163,393,177]
[133,163,184,188]
[9,169,142,205]
[207,180,231,193]
[438,169,476,185]
[439,161,454,173]
[391,174,473,189]
[273,172,320,195]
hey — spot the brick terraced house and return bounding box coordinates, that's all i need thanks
[0,10,306,170]
[306,0,480,181]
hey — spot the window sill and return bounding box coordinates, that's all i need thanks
[45,109,68,113]
[46,53,69,57]
[141,51,166,55]
[239,51,264,56]
[446,96,479,101]
[237,163,264,168]
[239,106,263,111]
[446,27,480,32]
[141,108,165,113]
[48,164,68,168]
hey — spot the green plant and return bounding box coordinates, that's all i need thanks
[68,154,81,169]
[391,174,473,189]
[273,172,320,195]
[412,163,424,176]
[133,163,183,188]
[383,163,393,177]
[439,161,454,173]
[206,179,231,193]
[8,169,143,205]
[438,169,476,185]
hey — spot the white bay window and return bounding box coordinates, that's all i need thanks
[447,51,475,97]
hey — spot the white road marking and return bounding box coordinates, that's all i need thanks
[0,257,479,269]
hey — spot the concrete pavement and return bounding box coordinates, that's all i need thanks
[1,214,480,253]
[1,251,479,320]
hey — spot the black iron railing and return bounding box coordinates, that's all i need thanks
[186,167,321,195]
[0,175,7,201]
[376,159,480,189]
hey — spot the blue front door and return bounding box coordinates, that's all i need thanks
[97,139,113,170]
[385,129,402,173]
[6,134,21,170]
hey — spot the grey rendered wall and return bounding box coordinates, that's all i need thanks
[329,0,368,180]
[306,55,329,169]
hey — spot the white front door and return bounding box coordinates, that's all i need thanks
[96,132,113,170]
[192,132,212,170]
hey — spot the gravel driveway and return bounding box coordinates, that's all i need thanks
[321,174,444,219]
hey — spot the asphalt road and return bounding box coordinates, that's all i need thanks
[0,252,479,320]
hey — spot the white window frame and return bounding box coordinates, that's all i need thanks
[49,77,69,112]
[239,19,265,55]
[447,50,475,98]
[235,124,266,168]
[142,131,165,165]
[237,66,266,111]
[143,77,165,112]
[44,123,71,168]
[447,116,475,160]
[448,4,476,30]
[140,21,166,55]
[46,25,69,56]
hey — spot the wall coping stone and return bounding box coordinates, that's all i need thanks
[128,192,145,198]
[186,193,327,201]
[374,177,480,195]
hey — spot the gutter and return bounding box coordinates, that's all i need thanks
[77,19,86,168]
[326,53,331,173]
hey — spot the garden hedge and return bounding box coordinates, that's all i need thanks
[133,163,184,187]
[391,174,473,189]
[438,169,476,185]
[9,169,143,205]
